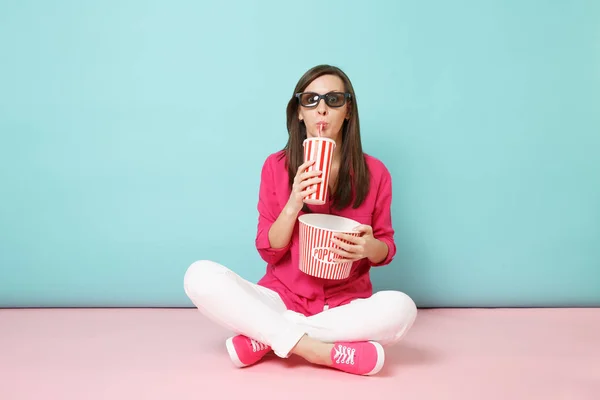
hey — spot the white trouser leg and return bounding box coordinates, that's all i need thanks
[283,291,417,346]
[183,260,306,358]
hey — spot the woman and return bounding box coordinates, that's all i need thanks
[184,65,417,376]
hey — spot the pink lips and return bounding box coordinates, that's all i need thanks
[316,122,328,130]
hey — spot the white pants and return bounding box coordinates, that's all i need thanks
[183,260,417,358]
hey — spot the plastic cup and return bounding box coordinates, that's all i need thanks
[303,137,336,205]
[298,213,361,280]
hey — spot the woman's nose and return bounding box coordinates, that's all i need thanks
[317,100,328,115]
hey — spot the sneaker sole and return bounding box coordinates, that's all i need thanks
[365,341,385,375]
[225,337,246,368]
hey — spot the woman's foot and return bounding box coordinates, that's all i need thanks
[225,335,271,367]
[330,341,385,376]
[291,335,385,376]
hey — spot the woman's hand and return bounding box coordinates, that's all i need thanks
[285,159,322,215]
[330,225,387,264]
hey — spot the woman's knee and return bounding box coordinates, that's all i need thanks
[183,260,229,297]
[373,290,418,330]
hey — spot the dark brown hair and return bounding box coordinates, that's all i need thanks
[281,64,370,211]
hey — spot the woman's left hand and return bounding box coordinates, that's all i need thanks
[330,225,377,263]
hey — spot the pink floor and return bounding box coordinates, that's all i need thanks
[2,308,599,399]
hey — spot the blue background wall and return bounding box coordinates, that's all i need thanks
[1,1,598,308]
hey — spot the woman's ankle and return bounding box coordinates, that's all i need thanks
[291,335,334,366]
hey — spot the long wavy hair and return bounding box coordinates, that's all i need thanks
[280,64,369,211]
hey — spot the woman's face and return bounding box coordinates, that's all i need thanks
[298,74,350,143]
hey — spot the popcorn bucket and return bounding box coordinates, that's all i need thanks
[298,213,361,280]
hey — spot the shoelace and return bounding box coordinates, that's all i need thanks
[333,345,356,365]
[250,339,269,352]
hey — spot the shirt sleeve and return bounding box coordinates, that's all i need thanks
[255,156,292,264]
[370,165,397,267]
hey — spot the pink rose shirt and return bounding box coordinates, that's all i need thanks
[256,150,396,316]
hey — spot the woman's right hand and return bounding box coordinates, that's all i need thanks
[286,159,322,215]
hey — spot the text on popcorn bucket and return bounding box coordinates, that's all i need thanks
[311,247,343,265]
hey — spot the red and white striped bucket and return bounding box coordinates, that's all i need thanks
[302,137,336,205]
[298,213,361,280]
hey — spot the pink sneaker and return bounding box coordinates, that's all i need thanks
[225,335,271,367]
[330,341,385,375]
